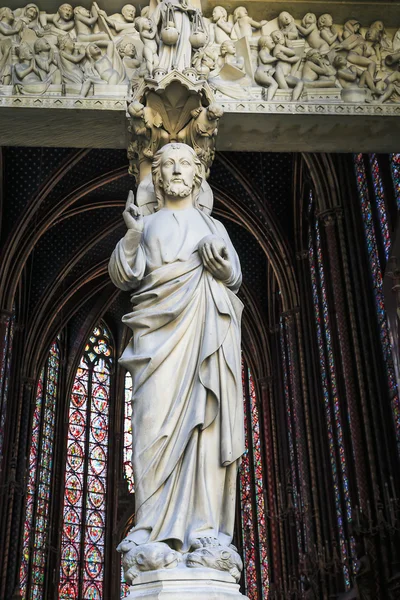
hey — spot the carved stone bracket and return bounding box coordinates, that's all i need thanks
[127,69,223,181]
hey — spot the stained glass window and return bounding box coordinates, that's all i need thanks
[0,307,15,469]
[240,360,269,599]
[307,208,352,588]
[20,341,60,599]
[390,154,400,209]
[124,372,134,493]
[59,324,113,600]
[354,155,400,445]
[369,154,391,262]
[121,562,130,598]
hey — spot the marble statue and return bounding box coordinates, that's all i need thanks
[210,6,237,45]
[110,142,244,583]
[296,13,330,53]
[74,5,108,42]
[44,3,75,34]
[84,40,126,85]
[254,35,278,100]
[278,11,298,42]
[97,4,137,36]
[317,14,339,48]
[135,15,158,78]
[302,49,336,87]
[152,0,199,72]
[271,30,303,100]
[233,6,266,41]
[0,7,23,40]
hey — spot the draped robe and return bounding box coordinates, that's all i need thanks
[109,206,244,552]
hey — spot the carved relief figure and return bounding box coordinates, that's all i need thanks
[45,3,75,34]
[210,6,236,45]
[192,45,217,78]
[74,5,108,42]
[317,14,338,48]
[135,16,159,78]
[57,33,93,95]
[337,20,379,80]
[17,3,45,35]
[98,4,138,36]
[34,38,61,83]
[278,11,298,42]
[296,13,330,53]
[153,0,198,72]
[302,49,336,86]
[0,7,23,41]
[233,6,266,41]
[111,143,244,574]
[379,69,400,103]
[254,35,278,100]
[271,29,303,100]
[84,41,126,85]
[118,39,140,79]
[218,39,244,70]
[0,36,11,84]
[14,40,41,90]
[177,103,223,174]
[332,53,378,95]
[128,100,169,159]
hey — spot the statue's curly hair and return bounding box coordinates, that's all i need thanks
[151,144,204,212]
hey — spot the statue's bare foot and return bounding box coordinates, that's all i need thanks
[190,536,221,550]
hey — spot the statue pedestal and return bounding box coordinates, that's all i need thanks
[124,567,248,599]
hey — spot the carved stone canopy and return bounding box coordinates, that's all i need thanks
[127,71,221,181]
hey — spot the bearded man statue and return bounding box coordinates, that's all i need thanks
[109,143,245,588]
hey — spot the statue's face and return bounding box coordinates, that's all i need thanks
[123,42,136,57]
[89,44,102,59]
[304,13,316,25]
[59,4,73,20]
[20,44,33,60]
[212,7,225,22]
[122,4,136,21]
[3,8,14,22]
[26,6,38,20]
[272,30,284,44]
[279,12,292,26]
[320,14,332,27]
[160,147,196,200]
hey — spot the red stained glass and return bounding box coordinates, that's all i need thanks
[59,323,112,600]
[240,360,269,599]
[20,341,60,600]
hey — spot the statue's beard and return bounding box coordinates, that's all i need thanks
[163,180,193,199]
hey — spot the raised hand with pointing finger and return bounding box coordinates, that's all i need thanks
[123,190,144,233]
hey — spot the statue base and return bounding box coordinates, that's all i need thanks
[124,567,248,599]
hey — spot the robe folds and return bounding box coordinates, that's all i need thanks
[109,207,244,552]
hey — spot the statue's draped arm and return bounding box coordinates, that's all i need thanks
[108,229,146,291]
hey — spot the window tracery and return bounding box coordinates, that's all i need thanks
[59,323,113,600]
[0,306,15,468]
[240,361,269,599]
[353,154,400,446]
[20,341,60,599]
[307,196,352,588]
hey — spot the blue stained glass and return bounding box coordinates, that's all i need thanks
[308,195,351,589]
[354,154,400,446]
